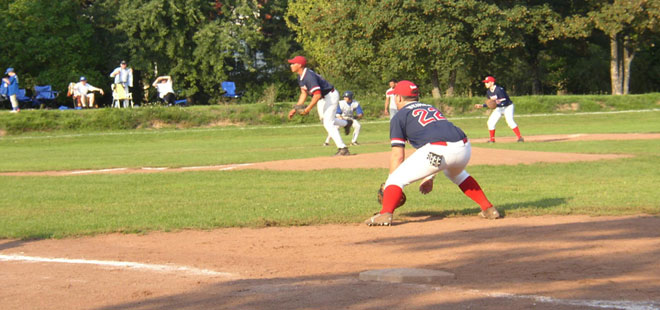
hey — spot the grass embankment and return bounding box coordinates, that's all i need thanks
[0,110,658,239]
[0,93,658,135]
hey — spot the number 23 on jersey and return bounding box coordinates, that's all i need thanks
[411,107,445,126]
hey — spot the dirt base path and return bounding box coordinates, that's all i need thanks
[2,216,659,310]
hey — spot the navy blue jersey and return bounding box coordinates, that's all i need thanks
[390,102,467,149]
[485,85,512,107]
[297,68,334,96]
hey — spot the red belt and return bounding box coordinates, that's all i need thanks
[431,138,468,146]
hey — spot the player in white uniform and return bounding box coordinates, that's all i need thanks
[474,76,524,143]
[383,79,398,119]
[365,80,500,226]
[324,91,363,146]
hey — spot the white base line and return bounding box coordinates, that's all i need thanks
[482,291,660,310]
[0,254,235,278]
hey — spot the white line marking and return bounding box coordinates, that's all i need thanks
[141,167,168,170]
[0,254,234,277]
[69,168,128,175]
[2,109,657,141]
[481,291,660,310]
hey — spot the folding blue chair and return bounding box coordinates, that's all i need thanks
[221,81,243,102]
[34,85,60,108]
[16,89,36,108]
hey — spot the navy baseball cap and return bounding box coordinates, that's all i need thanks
[342,91,354,99]
[5,67,14,74]
[392,80,419,97]
[80,76,87,81]
[120,60,127,65]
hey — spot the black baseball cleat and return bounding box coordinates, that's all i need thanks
[517,137,525,143]
[487,140,495,143]
[334,147,350,156]
[344,119,353,135]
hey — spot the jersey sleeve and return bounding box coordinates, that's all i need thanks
[355,103,363,115]
[389,115,406,148]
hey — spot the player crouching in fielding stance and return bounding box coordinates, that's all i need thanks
[287,56,352,156]
[324,91,363,146]
[474,76,524,143]
[365,80,500,226]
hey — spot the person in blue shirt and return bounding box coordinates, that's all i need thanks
[323,91,363,146]
[365,80,500,226]
[2,68,20,112]
[287,56,352,156]
[474,76,524,143]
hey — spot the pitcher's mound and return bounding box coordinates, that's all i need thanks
[359,268,455,284]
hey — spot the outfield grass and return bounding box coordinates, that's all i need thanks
[0,110,658,239]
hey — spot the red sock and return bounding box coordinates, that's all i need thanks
[381,185,403,214]
[458,176,493,211]
[489,130,495,141]
[512,127,522,138]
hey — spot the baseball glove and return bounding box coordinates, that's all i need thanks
[484,99,498,109]
[377,183,406,207]
[293,104,307,113]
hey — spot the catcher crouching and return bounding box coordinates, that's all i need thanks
[365,80,500,226]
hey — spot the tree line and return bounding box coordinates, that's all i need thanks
[0,0,658,107]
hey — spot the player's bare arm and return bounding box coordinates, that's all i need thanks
[389,146,405,174]
[303,93,322,115]
[384,97,389,115]
[288,90,309,119]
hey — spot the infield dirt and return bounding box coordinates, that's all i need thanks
[1,133,659,310]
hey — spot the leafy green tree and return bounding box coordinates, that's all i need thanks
[587,0,660,94]
[113,0,262,103]
[0,0,101,97]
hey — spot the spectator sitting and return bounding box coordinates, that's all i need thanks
[74,76,104,108]
[152,76,178,106]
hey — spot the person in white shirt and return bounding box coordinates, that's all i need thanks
[152,76,176,106]
[109,60,133,108]
[383,79,398,119]
[74,76,104,108]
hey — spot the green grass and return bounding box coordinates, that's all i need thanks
[0,109,658,239]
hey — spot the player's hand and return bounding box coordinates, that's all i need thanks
[474,104,483,109]
[288,109,297,119]
[419,178,434,195]
[301,108,310,116]
[384,110,389,116]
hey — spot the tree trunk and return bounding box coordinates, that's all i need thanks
[445,69,456,97]
[622,37,635,95]
[431,70,442,99]
[610,34,623,95]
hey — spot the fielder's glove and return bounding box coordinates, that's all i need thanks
[484,99,498,109]
[377,183,406,207]
[288,104,308,119]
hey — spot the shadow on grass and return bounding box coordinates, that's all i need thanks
[399,197,569,223]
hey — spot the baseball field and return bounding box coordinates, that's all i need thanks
[1,109,659,309]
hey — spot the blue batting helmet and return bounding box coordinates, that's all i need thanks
[342,91,354,100]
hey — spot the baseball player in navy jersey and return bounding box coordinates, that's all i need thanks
[324,91,363,146]
[287,56,352,156]
[474,76,524,143]
[365,80,500,226]
[383,79,398,119]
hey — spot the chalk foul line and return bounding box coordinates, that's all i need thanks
[0,253,235,278]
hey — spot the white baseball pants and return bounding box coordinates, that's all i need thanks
[385,140,472,189]
[487,104,517,130]
[317,89,347,148]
